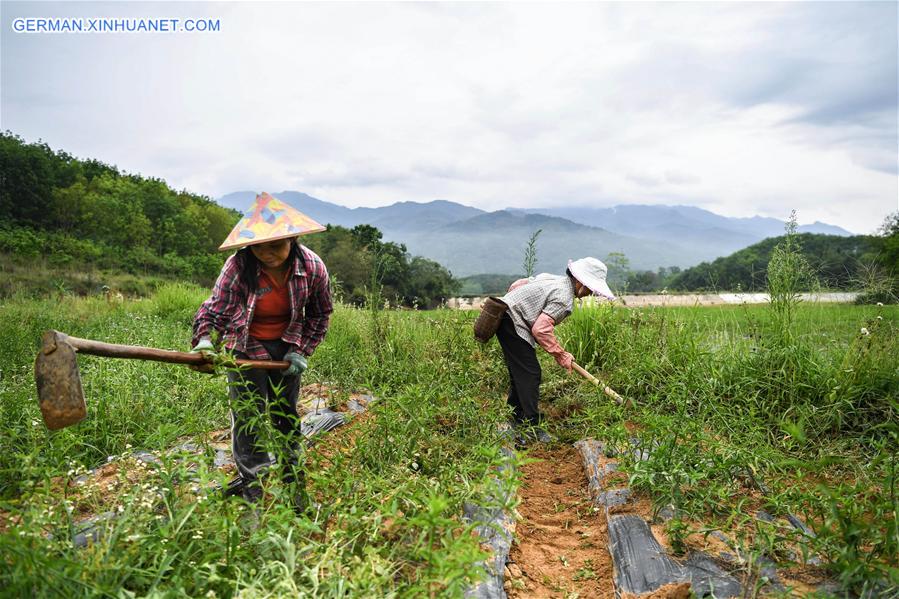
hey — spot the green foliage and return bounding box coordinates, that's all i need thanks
[670,230,880,292]
[457,274,520,296]
[0,133,459,306]
[304,224,459,308]
[152,283,210,323]
[0,289,897,594]
[0,132,235,287]
[852,212,899,305]
[625,265,682,293]
[800,417,899,595]
[855,289,899,305]
[0,292,511,596]
[876,211,899,266]
[522,229,542,278]
[561,300,897,593]
[603,251,631,290]
[767,212,816,343]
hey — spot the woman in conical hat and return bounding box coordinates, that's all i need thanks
[497,257,614,446]
[191,192,332,514]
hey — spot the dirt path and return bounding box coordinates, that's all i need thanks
[506,445,615,598]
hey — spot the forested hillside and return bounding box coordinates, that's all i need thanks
[0,132,236,283]
[666,228,897,294]
[0,133,458,306]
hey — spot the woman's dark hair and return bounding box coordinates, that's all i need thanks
[235,240,302,293]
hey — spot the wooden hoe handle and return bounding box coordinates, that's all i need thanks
[55,332,289,370]
[571,361,628,406]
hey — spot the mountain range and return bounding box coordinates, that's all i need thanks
[216,191,851,277]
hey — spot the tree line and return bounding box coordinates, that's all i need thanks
[458,222,898,300]
[0,132,459,306]
[664,229,896,296]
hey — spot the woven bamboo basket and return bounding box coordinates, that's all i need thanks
[473,297,508,343]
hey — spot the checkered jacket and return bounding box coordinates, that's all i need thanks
[501,274,575,346]
[192,244,332,359]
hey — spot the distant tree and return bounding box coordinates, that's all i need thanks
[604,252,631,289]
[457,274,520,296]
[877,212,899,271]
[0,132,55,225]
[303,224,457,308]
[406,256,461,308]
[350,224,383,250]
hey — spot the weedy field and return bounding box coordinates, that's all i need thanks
[0,281,896,597]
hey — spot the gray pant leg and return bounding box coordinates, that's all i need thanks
[258,339,303,468]
[228,341,303,482]
[228,357,275,481]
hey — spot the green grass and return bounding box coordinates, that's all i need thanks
[556,300,898,595]
[0,282,897,596]
[0,284,514,596]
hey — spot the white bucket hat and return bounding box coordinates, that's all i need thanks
[568,257,615,300]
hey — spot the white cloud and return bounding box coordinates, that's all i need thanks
[2,1,895,234]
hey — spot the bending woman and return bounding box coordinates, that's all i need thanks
[498,257,614,445]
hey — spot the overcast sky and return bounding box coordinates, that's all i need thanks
[2,1,896,233]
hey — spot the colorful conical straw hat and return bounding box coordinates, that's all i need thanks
[219,192,326,251]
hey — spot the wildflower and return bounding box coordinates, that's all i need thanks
[860,327,870,336]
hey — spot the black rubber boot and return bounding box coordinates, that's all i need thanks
[241,479,263,503]
[223,475,245,498]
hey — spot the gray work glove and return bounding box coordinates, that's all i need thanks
[189,336,217,373]
[283,352,308,377]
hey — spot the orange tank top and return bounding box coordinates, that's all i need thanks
[249,270,291,340]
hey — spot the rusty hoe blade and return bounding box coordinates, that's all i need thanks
[35,330,87,430]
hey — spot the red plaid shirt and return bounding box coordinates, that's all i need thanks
[192,245,332,359]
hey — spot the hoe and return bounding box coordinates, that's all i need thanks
[570,361,632,408]
[35,330,289,430]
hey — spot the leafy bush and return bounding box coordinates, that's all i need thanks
[855,289,898,305]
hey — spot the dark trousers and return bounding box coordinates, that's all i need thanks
[496,314,542,426]
[227,338,302,483]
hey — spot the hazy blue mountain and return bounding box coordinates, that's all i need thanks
[218,192,483,232]
[509,204,852,261]
[797,221,854,236]
[355,200,484,232]
[218,191,358,227]
[215,191,851,276]
[393,210,705,276]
